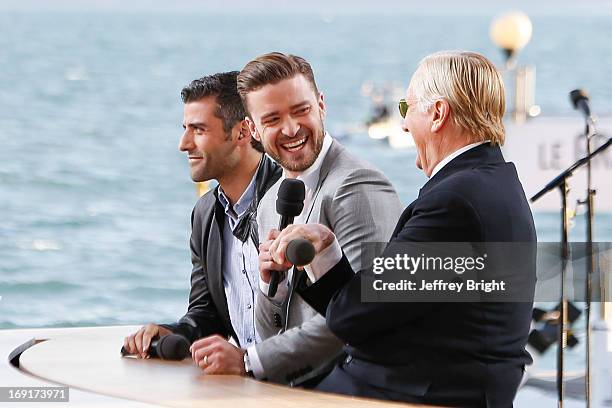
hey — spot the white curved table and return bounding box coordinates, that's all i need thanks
[16,326,422,407]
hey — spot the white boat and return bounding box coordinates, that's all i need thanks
[367,118,415,150]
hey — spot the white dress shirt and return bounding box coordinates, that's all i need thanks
[217,174,261,348]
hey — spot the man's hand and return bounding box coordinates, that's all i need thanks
[258,229,290,284]
[123,323,172,359]
[190,334,246,375]
[267,224,335,266]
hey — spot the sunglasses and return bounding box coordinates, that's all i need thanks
[398,99,410,118]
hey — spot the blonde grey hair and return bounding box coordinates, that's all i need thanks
[411,50,506,145]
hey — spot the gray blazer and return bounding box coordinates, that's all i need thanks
[253,140,403,384]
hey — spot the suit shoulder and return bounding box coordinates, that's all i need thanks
[329,144,392,186]
[192,187,218,219]
[430,168,490,201]
[333,142,377,169]
[415,186,477,214]
[435,163,522,203]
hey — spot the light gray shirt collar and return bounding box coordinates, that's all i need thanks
[218,171,258,229]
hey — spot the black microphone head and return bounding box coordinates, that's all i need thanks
[276,178,306,217]
[570,89,589,109]
[155,334,190,360]
[285,238,316,267]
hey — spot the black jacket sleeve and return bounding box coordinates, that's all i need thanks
[296,254,354,316]
[161,203,229,343]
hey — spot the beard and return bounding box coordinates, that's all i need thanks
[271,122,325,173]
[189,143,238,182]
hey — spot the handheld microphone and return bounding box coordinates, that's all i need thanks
[285,238,316,267]
[269,178,306,297]
[570,89,595,125]
[120,333,190,360]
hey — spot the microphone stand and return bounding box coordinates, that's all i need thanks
[576,118,599,408]
[531,133,611,408]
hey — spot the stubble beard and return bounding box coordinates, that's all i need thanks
[274,123,325,173]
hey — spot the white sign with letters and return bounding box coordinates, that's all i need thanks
[503,116,612,212]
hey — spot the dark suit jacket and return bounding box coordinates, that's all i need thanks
[298,144,537,407]
[162,155,281,346]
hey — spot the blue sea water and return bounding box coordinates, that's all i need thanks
[1,9,611,382]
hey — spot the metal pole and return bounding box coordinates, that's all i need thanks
[514,67,526,123]
[583,121,595,408]
[558,180,570,408]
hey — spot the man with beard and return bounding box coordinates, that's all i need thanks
[123,72,282,376]
[187,53,402,383]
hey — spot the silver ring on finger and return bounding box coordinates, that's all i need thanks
[203,355,209,366]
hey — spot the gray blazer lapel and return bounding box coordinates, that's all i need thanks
[257,179,281,240]
[305,140,342,223]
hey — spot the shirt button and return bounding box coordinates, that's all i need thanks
[242,270,246,274]
[247,338,252,343]
[247,304,252,309]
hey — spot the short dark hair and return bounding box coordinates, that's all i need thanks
[237,52,319,110]
[181,71,264,152]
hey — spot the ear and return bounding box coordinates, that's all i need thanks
[245,116,261,142]
[318,92,327,121]
[233,119,252,145]
[430,99,450,133]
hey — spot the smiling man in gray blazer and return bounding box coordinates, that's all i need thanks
[235,52,403,385]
